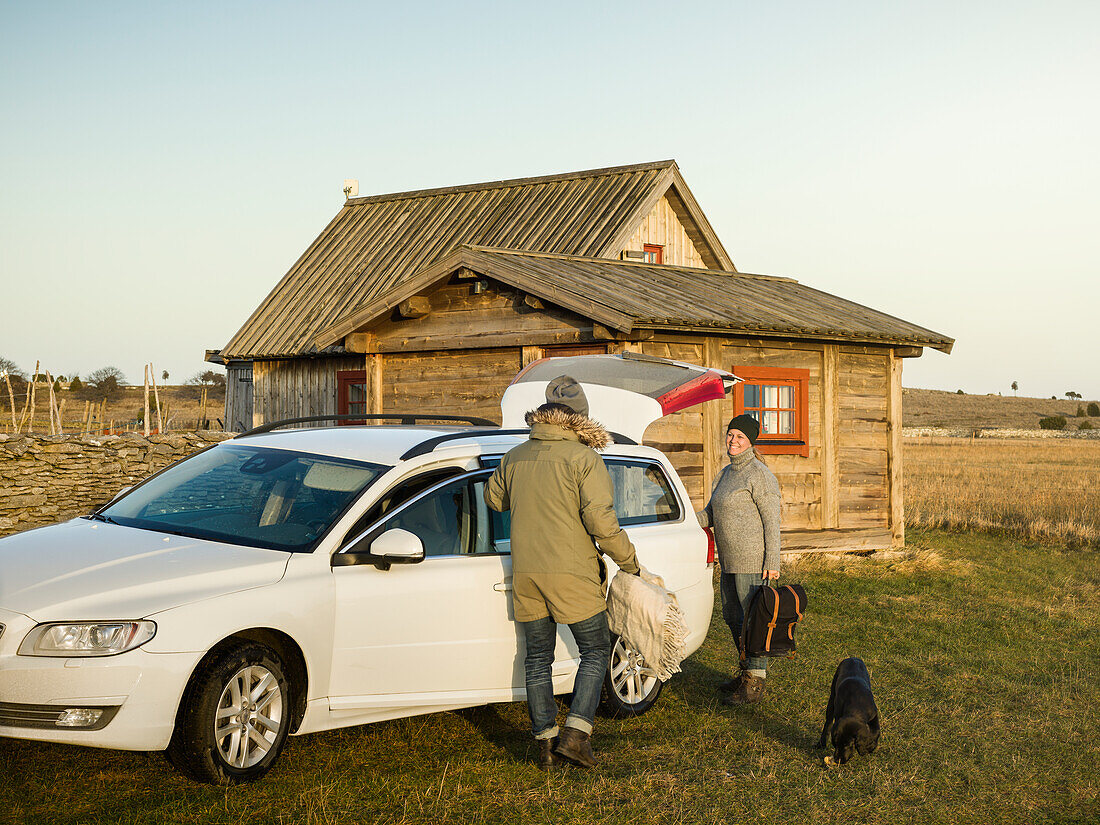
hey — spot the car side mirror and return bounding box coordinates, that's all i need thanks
[332,528,425,570]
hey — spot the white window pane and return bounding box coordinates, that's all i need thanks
[761,411,778,434]
[762,385,779,408]
[776,385,794,408]
[777,411,794,434]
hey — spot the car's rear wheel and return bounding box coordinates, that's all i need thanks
[600,635,663,717]
[166,643,291,785]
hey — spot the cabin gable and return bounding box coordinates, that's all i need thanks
[619,194,709,269]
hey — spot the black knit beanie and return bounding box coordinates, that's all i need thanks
[727,414,760,445]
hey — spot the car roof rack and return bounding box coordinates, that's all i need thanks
[399,428,638,461]
[236,413,498,438]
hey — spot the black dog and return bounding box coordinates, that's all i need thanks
[815,657,880,766]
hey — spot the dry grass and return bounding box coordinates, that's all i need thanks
[903,387,1098,430]
[904,436,1100,546]
[0,385,226,435]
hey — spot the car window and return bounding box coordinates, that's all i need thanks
[98,445,387,552]
[604,460,681,526]
[341,467,465,547]
[370,474,504,558]
[478,455,679,536]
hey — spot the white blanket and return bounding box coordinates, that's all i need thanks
[605,568,689,682]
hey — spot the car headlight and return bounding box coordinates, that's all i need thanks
[18,621,156,657]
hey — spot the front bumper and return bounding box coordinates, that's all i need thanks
[0,609,201,751]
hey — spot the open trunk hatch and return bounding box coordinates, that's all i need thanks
[501,352,739,442]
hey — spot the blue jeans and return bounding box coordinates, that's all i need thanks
[519,610,610,738]
[720,572,768,677]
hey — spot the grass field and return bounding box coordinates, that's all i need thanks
[2,529,1096,825]
[903,388,1098,431]
[0,384,226,435]
[905,437,1100,547]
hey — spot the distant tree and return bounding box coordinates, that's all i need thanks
[188,369,226,387]
[161,369,170,383]
[1077,405,1086,417]
[1039,416,1067,431]
[1011,381,1018,396]
[86,366,127,401]
[1066,391,1081,401]
[68,375,84,392]
[1080,420,1094,430]
[0,356,27,384]
[956,389,964,395]
[1089,402,1100,417]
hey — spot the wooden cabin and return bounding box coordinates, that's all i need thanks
[209,160,953,552]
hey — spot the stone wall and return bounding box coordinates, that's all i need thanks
[0,432,234,537]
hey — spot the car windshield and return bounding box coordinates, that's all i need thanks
[95,444,387,552]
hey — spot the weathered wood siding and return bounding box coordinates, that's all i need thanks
[252,356,364,427]
[621,196,707,268]
[225,362,253,433]
[838,348,890,529]
[382,348,521,425]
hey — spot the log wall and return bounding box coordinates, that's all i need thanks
[382,347,521,425]
[251,356,365,427]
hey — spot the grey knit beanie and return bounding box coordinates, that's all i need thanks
[545,375,589,417]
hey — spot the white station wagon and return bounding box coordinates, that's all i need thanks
[0,354,730,784]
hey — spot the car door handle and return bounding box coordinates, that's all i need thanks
[493,580,513,592]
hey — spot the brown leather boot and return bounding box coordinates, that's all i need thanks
[718,672,746,692]
[554,726,597,768]
[537,738,561,770]
[720,673,766,705]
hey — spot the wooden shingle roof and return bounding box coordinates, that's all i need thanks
[221,160,733,358]
[316,246,954,353]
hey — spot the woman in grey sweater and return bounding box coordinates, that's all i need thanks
[697,414,782,706]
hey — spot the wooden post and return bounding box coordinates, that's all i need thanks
[821,345,841,530]
[26,361,39,434]
[44,369,58,435]
[82,400,91,434]
[57,397,66,432]
[143,365,151,437]
[3,372,16,432]
[521,346,542,368]
[886,350,904,547]
[149,364,163,433]
[200,386,208,430]
[365,354,383,416]
[702,337,724,495]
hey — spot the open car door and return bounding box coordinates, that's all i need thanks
[501,352,739,443]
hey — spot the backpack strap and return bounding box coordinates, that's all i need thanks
[763,585,780,652]
[785,584,803,639]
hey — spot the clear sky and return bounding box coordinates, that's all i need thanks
[2,1,1097,399]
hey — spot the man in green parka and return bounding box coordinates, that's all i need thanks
[485,376,639,770]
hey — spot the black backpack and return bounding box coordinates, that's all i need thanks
[741,583,808,659]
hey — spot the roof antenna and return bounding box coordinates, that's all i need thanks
[343,179,359,200]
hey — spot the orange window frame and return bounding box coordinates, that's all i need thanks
[336,369,368,424]
[732,366,810,457]
[643,244,663,264]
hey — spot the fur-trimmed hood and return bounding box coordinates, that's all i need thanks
[524,406,611,450]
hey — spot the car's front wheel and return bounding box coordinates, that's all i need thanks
[166,642,292,785]
[600,635,663,717]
